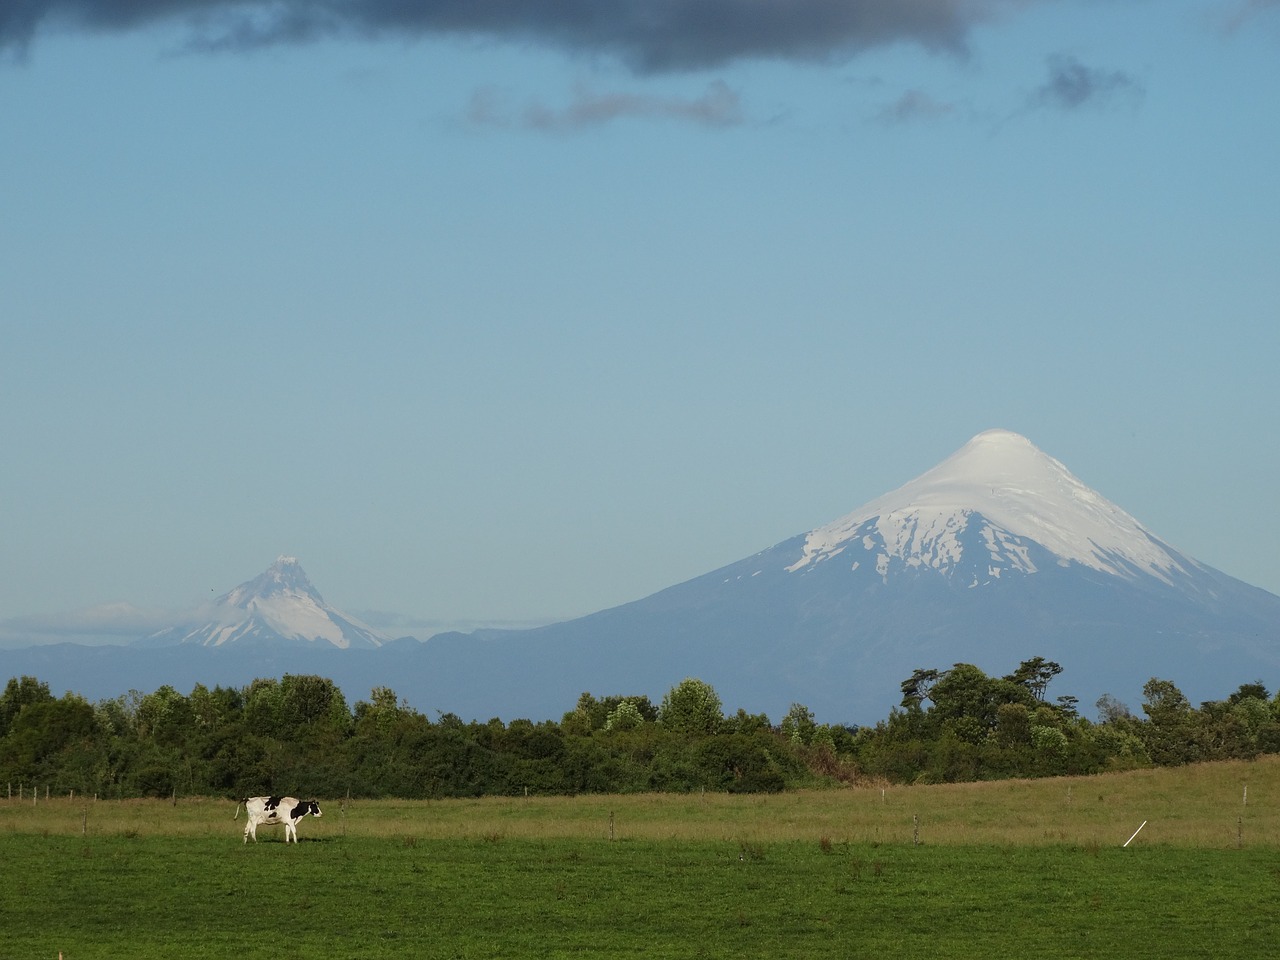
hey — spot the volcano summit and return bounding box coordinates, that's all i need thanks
[142,555,388,650]
[788,428,1198,587]
[428,429,1280,723]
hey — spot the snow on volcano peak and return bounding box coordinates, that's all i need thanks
[145,557,387,649]
[787,429,1193,584]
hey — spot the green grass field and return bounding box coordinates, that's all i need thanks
[4,758,1280,959]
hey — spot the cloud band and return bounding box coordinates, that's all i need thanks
[4,0,1007,70]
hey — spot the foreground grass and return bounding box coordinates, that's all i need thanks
[4,758,1280,959]
[4,833,1277,959]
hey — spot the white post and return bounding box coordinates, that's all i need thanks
[1123,820,1148,847]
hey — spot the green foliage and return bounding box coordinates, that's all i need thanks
[849,660,1280,785]
[0,676,56,736]
[0,693,99,787]
[658,677,724,734]
[1004,657,1064,702]
[781,702,817,745]
[1140,678,1198,765]
[6,659,1280,798]
[604,698,645,731]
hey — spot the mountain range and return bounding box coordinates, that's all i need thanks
[5,429,1279,724]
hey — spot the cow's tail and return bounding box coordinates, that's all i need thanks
[233,799,246,821]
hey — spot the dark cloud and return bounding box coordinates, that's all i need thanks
[471,80,743,131]
[1030,55,1143,111]
[3,0,1010,71]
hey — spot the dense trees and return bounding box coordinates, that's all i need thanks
[3,662,1279,799]
[0,673,805,799]
[850,661,1280,784]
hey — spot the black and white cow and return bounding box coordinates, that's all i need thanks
[235,796,323,843]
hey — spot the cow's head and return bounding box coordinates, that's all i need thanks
[308,801,322,818]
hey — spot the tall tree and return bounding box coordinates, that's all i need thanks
[1004,657,1063,702]
[659,678,723,735]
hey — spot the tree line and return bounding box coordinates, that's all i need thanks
[3,659,1278,799]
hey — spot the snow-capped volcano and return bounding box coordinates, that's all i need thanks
[142,556,388,650]
[427,428,1280,723]
[787,429,1195,587]
[13,431,1279,725]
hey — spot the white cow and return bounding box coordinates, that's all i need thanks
[235,796,323,843]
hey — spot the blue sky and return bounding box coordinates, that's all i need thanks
[2,0,1278,647]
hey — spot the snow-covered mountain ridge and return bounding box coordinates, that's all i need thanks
[786,429,1195,587]
[142,555,388,650]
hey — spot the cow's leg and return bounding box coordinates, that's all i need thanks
[285,820,296,843]
[245,820,256,843]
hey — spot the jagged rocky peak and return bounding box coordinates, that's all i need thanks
[788,429,1195,584]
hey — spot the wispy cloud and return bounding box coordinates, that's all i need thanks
[351,609,563,639]
[3,0,1018,70]
[1222,0,1280,30]
[1027,55,1144,112]
[470,81,744,132]
[0,602,186,647]
[876,88,960,125]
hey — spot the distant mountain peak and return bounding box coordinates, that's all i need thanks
[142,556,388,650]
[787,429,1195,585]
[222,554,322,607]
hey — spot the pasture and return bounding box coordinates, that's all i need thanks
[4,758,1280,959]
